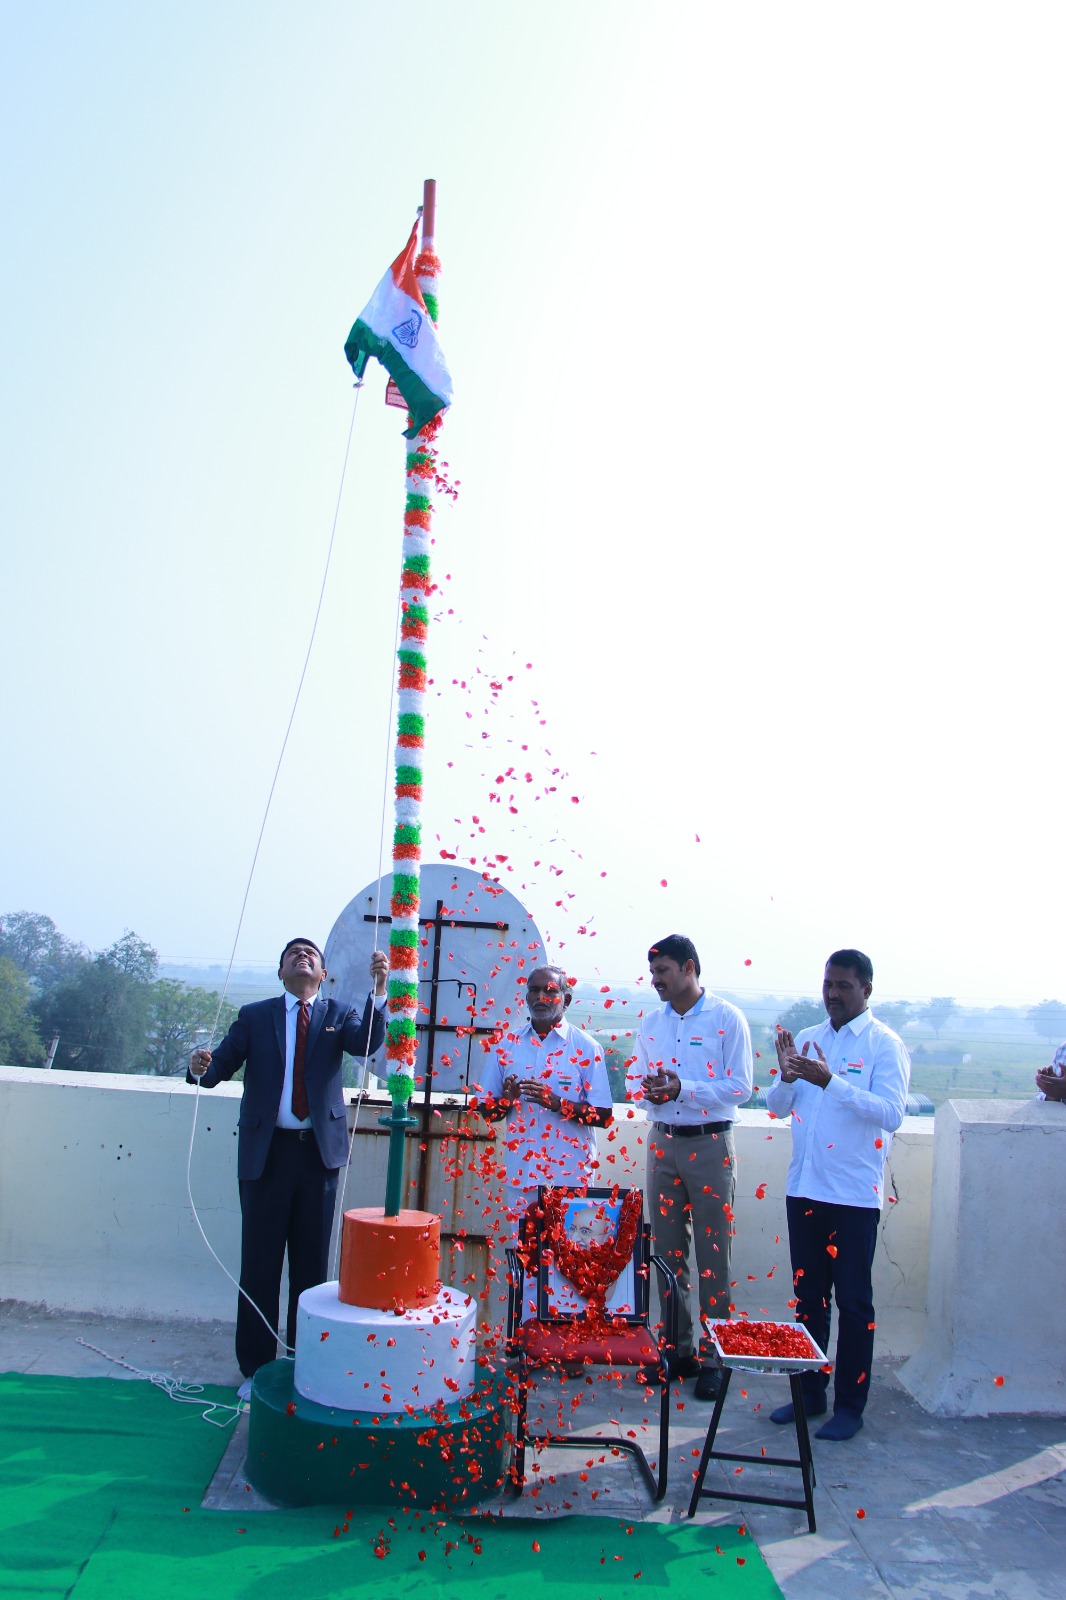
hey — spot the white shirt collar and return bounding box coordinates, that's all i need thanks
[664,990,707,1018]
[284,988,320,1012]
[836,1008,873,1038]
[522,1017,570,1044]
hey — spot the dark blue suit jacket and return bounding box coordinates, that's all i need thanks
[188,991,385,1181]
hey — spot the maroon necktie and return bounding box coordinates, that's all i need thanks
[291,1001,311,1121]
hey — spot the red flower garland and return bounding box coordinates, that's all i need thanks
[539,1189,643,1320]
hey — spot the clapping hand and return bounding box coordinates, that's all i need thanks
[775,1030,832,1088]
[1036,1065,1066,1103]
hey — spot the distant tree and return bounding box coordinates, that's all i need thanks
[0,958,46,1066]
[0,911,85,993]
[593,1033,637,1103]
[775,998,825,1035]
[33,933,159,1073]
[102,930,158,983]
[1027,999,1066,1046]
[922,997,957,1039]
[139,980,237,1076]
[876,1001,913,1035]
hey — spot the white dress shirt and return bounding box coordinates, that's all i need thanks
[275,988,387,1130]
[626,991,753,1124]
[477,1019,612,1194]
[764,1009,911,1207]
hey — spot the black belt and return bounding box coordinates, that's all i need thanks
[273,1126,314,1141]
[654,1120,732,1138]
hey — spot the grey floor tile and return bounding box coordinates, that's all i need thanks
[971,1572,1066,1600]
[876,1561,1015,1600]
[846,1507,973,1566]
[935,1501,1066,1571]
[7,1307,1066,1600]
[772,1554,894,1599]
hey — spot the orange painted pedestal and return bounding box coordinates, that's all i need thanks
[338,1207,441,1312]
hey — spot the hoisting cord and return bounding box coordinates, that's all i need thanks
[185,380,403,1353]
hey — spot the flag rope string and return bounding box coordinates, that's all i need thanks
[328,583,404,1282]
[74,1338,244,1428]
[185,209,451,1369]
[185,378,397,1357]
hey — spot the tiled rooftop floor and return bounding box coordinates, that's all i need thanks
[3,1300,1064,1600]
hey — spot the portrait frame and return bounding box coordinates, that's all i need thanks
[535,1186,643,1323]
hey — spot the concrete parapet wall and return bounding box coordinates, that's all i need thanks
[0,1067,932,1358]
[900,1098,1066,1416]
[600,1106,933,1357]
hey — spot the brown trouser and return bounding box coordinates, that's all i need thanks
[647,1123,736,1360]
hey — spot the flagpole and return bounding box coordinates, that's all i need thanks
[380,180,443,1218]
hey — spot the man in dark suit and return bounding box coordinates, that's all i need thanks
[189,936,387,1387]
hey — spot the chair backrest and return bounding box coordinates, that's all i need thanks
[521,1186,650,1324]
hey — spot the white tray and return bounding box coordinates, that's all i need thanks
[704,1318,828,1374]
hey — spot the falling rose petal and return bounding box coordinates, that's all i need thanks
[856,1508,866,1519]
[660,879,667,887]
[994,1375,1005,1386]
[744,958,752,966]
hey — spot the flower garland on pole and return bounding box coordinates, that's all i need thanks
[383,183,444,1215]
[342,181,452,1219]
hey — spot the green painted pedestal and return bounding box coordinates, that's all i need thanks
[245,1359,512,1510]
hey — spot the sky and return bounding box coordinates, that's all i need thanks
[2,1,1064,1006]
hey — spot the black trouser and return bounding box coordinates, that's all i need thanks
[786,1195,879,1416]
[236,1129,339,1378]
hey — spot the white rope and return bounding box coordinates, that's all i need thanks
[185,1075,295,1353]
[186,382,378,1355]
[201,383,364,1041]
[75,1337,243,1428]
[328,585,405,1280]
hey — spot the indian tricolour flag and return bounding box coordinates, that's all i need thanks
[344,223,453,439]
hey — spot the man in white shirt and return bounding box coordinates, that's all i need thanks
[626,934,754,1401]
[767,948,910,1441]
[475,965,613,1245]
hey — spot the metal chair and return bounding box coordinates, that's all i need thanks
[505,1185,677,1502]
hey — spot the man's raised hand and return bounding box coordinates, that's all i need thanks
[190,1048,212,1077]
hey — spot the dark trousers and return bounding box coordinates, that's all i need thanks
[236,1129,339,1377]
[786,1195,879,1417]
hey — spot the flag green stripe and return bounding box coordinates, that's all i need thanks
[344,319,445,439]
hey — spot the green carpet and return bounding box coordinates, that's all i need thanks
[0,1374,783,1599]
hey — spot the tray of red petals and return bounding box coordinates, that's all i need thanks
[705,1319,828,1372]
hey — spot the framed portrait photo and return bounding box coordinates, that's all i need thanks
[536,1188,641,1322]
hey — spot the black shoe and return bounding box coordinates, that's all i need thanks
[769,1397,827,1425]
[664,1350,701,1382]
[694,1367,724,1401]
